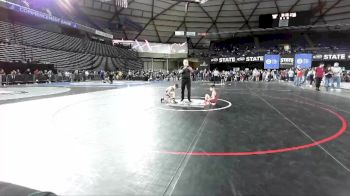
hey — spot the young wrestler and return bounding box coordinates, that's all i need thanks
[161,84,179,104]
[205,85,218,106]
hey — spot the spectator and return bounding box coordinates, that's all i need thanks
[47,70,53,83]
[224,71,229,83]
[302,68,308,85]
[331,62,342,90]
[315,63,325,91]
[307,68,315,87]
[83,70,89,81]
[213,69,219,84]
[127,70,132,80]
[220,71,225,85]
[324,65,333,91]
[100,70,105,81]
[344,71,350,82]
[267,70,273,82]
[108,71,114,84]
[288,69,294,82]
[259,70,263,81]
[25,68,31,75]
[295,68,303,86]
[0,68,5,86]
[10,70,16,80]
[253,68,259,81]
[34,69,40,77]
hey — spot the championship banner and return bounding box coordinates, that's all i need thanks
[295,53,312,68]
[264,54,280,69]
[210,55,264,64]
[122,41,188,54]
[323,54,346,61]
[210,57,236,64]
[313,53,347,61]
[210,52,350,65]
[280,54,294,69]
[210,58,219,64]
[313,54,323,61]
[237,56,246,62]
[245,56,264,62]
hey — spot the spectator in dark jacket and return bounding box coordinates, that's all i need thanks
[0,68,5,85]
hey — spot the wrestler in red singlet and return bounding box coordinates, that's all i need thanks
[205,85,218,105]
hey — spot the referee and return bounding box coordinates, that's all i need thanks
[179,59,193,102]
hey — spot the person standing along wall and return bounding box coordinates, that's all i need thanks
[324,65,333,91]
[288,69,294,82]
[0,68,5,86]
[213,69,219,84]
[331,62,342,90]
[295,68,303,86]
[315,63,325,91]
[307,68,315,87]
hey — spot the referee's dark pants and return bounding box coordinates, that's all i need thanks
[181,78,191,101]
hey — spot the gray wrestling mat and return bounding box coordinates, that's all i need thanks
[0,87,70,101]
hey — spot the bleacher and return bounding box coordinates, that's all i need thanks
[18,24,85,53]
[208,31,350,58]
[0,21,13,43]
[0,43,142,71]
[0,20,142,71]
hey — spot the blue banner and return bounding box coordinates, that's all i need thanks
[264,54,280,69]
[295,53,312,69]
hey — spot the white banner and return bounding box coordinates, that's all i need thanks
[95,30,113,39]
[113,40,188,54]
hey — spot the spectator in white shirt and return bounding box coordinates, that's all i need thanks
[288,69,294,82]
[213,69,219,84]
[331,62,342,90]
